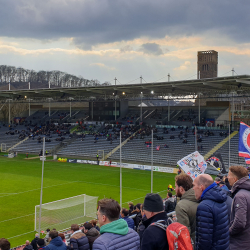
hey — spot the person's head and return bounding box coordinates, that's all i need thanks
[128,202,134,209]
[82,222,93,233]
[143,193,164,219]
[90,219,97,227]
[37,239,45,248]
[49,230,58,240]
[228,165,248,186]
[214,177,221,184]
[0,238,10,250]
[175,174,193,198]
[167,192,172,199]
[97,199,120,227]
[193,174,214,200]
[25,241,30,246]
[120,208,129,218]
[140,204,145,217]
[46,228,50,233]
[58,233,65,241]
[134,203,141,212]
[71,224,79,232]
[35,233,39,238]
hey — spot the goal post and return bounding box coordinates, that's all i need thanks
[97,150,104,160]
[35,194,98,233]
[1,143,6,152]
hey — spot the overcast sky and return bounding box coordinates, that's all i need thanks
[0,0,249,84]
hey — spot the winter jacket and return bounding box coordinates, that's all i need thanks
[140,212,169,250]
[230,176,250,250]
[137,215,147,242]
[69,230,89,250]
[122,216,135,229]
[220,188,233,221]
[31,237,39,250]
[85,228,100,250]
[175,188,199,244]
[44,237,67,250]
[196,182,230,250]
[92,219,140,250]
[24,245,34,250]
[164,197,176,213]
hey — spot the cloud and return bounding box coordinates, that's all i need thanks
[120,45,133,53]
[139,43,164,56]
[174,61,192,71]
[90,63,116,71]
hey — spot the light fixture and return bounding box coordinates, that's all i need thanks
[122,92,125,95]
[151,91,154,94]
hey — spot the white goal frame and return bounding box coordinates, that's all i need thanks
[35,194,98,232]
[1,143,6,152]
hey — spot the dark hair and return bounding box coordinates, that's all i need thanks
[71,224,79,232]
[0,238,10,250]
[98,198,120,221]
[83,222,93,230]
[229,166,248,180]
[49,230,58,239]
[46,228,50,232]
[37,239,45,247]
[135,203,141,210]
[90,219,97,226]
[58,233,65,241]
[167,192,172,197]
[175,174,193,191]
[121,208,129,216]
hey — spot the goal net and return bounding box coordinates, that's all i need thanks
[35,194,98,232]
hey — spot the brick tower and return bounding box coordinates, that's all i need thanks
[197,50,218,79]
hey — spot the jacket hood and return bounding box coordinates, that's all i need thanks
[100,219,128,235]
[70,230,86,240]
[86,227,100,237]
[181,188,198,203]
[167,197,175,202]
[231,176,250,194]
[50,236,64,247]
[201,182,227,203]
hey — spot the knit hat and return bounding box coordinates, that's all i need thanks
[37,239,45,247]
[143,193,164,212]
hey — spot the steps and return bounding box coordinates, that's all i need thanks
[7,136,30,152]
[204,131,238,160]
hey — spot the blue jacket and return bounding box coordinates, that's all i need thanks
[196,182,230,250]
[69,230,90,250]
[44,237,67,250]
[122,216,135,229]
[92,219,140,250]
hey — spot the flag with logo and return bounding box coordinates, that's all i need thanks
[206,153,226,174]
[156,145,160,151]
[239,122,250,158]
[177,151,207,180]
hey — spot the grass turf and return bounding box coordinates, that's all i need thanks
[0,153,176,247]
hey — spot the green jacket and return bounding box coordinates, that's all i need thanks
[175,188,199,244]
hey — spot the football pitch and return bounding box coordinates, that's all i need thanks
[0,153,176,247]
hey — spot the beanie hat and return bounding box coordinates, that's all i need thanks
[37,239,45,247]
[143,193,164,212]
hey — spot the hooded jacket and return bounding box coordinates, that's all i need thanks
[92,219,140,250]
[230,176,250,250]
[122,216,135,229]
[196,183,229,250]
[44,237,67,250]
[69,230,89,250]
[85,228,100,250]
[175,188,199,244]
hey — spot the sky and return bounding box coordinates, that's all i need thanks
[0,0,250,84]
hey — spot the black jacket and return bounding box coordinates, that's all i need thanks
[85,228,100,250]
[165,198,176,214]
[141,212,169,250]
[69,231,89,250]
[31,238,39,250]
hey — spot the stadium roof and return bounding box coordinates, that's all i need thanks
[0,75,250,101]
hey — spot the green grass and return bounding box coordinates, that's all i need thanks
[0,154,176,247]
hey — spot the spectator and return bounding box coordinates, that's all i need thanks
[24,240,33,250]
[89,220,100,232]
[31,233,39,250]
[140,193,169,250]
[82,222,100,250]
[175,174,198,245]
[44,229,50,245]
[128,202,134,216]
[58,234,67,246]
[0,238,10,250]
[131,203,142,229]
[69,224,89,250]
[92,198,140,250]
[37,239,45,250]
[164,192,176,214]
[193,174,229,250]
[44,230,67,250]
[228,165,250,250]
[137,204,147,242]
[120,208,135,229]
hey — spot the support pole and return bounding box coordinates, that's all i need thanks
[29,99,31,117]
[232,92,234,125]
[151,129,153,193]
[49,100,51,117]
[115,97,117,121]
[8,99,11,124]
[38,137,45,237]
[168,73,170,82]
[70,101,72,117]
[168,96,170,123]
[198,93,200,125]
[91,101,94,120]
[195,126,197,151]
[140,93,143,122]
[229,124,231,168]
[120,131,122,206]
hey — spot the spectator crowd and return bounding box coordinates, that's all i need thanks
[1,165,250,250]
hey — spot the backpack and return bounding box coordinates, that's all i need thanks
[150,220,193,250]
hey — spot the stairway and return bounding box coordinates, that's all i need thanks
[204,131,238,160]
[7,137,30,152]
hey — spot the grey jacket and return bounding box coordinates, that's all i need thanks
[175,188,199,244]
[230,176,250,250]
